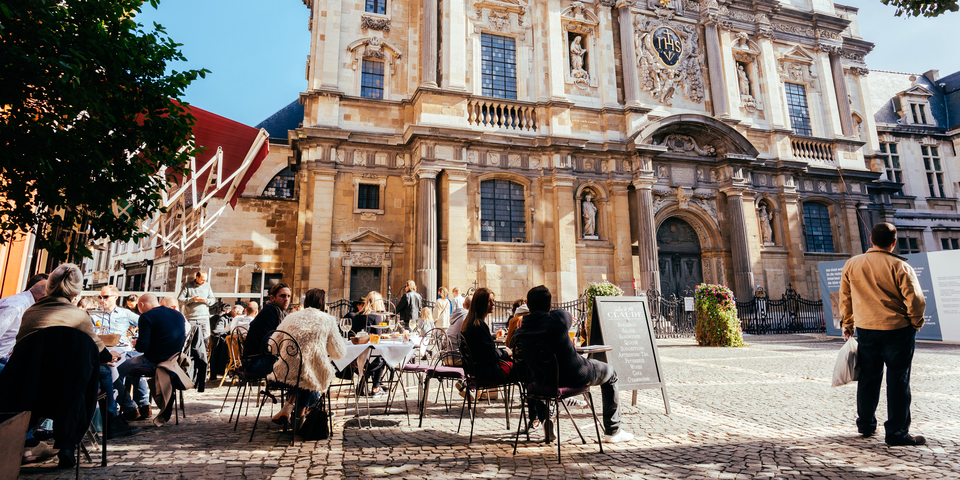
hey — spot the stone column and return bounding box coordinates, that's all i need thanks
[421,0,438,88]
[723,187,756,300]
[618,3,641,106]
[827,48,854,137]
[633,175,660,292]
[702,20,729,117]
[415,168,439,298]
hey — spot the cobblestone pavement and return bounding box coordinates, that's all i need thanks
[19,334,960,479]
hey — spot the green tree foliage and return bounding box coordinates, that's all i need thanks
[882,0,959,17]
[0,0,208,261]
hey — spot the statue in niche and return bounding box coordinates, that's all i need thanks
[582,193,598,237]
[737,63,751,97]
[758,204,774,245]
[570,35,589,89]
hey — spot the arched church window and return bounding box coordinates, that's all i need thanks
[480,179,526,242]
[802,201,834,253]
[263,167,296,199]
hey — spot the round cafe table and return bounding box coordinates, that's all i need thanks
[575,344,612,360]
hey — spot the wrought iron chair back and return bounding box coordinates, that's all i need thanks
[249,329,304,445]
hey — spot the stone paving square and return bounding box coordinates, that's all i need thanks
[17,334,960,479]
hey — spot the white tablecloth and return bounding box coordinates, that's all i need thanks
[330,342,416,371]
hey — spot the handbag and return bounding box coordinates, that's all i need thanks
[299,404,329,440]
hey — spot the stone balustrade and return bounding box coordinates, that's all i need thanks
[790,136,836,164]
[466,98,538,132]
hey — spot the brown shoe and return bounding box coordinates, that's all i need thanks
[138,405,152,419]
[123,409,142,421]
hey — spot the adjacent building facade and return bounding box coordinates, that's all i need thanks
[863,69,960,255]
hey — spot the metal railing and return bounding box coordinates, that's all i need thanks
[735,285,826,335]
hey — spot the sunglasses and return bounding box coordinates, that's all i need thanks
[98,295,116,299]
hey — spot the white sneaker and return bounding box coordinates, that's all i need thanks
[562,397,587,408]
[604,429,634,443]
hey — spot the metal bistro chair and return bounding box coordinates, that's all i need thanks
[417,329,465,428]
[227,327,271,431]
[457,333,519,443]
[126,325,195,425]
[511,340,604,463]
[219,325,249,413]
[249,330,303,445]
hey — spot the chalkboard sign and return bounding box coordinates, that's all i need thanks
[589,295,670,413]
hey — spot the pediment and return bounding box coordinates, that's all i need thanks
[779,45,815,64]
[340,229,394,245]
[900,85,935,98]
[561,2,601,25]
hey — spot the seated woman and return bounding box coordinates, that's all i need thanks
[346,291,388,397]
[459,288,513,387]
[268,288,347,424]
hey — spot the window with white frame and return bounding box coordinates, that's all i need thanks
[923,144,945,198]
[361,59,384,99]
[911,103,929,124]
[480,34,517,99]
[785,83,813,136]
[879,142,903,196]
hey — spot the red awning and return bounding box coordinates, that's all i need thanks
[179,104,270,208]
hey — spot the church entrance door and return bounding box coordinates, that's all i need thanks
[350,267,381,303]
[657,217,703,298]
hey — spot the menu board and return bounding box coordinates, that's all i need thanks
[589,295,670,413]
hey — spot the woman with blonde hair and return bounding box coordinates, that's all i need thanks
[434,287,450,329]
[351,291,385,334]
[420,307,436,332]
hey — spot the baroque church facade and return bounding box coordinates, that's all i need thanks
[169,0,886,304]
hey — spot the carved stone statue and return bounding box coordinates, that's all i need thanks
[582,194,598,237]
[737,63,751,97]
[758,204,773,245]
[570,36,588,89]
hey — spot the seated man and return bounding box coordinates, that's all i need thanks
[242,283,291,376]
[90,285,139,339]
[513,285,633,443]
[115,294,187,419]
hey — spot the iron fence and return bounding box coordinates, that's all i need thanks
[735,285,826,335]
[647,289,697,339]
[490,296,589,332]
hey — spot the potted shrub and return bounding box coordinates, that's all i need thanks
[583,281,624,341]
[694,284,745,347]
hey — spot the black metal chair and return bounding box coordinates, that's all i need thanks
[511,340,604,463]
[126,325,195,425]
[457,333,520,442]
[226,326,271,431]
[249,330,304,445]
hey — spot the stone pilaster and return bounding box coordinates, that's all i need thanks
[415,168,439,298]
[701,15,729,117]
[722,186,756,300]
[443,169,470,294]
[826,48,854,137]
[617,3,641,107]
[441,0,467,90]
[306,168,338,295]
[632,169,660,293]
[421,0,438,88]
[546,174,580,302]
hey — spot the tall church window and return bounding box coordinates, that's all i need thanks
[365,0,387,15]
[480,179,525,242]
[802,202,834,253]
[263,167,296,199]
[480,34,517,99]
[923,145,945,198]
[879,142,903,196]
[785,83,812,136]
[361,59,384,99]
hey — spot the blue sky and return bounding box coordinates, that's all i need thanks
[137,0,959,127]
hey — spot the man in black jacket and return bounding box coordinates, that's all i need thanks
[513,285,633,443]
[395,280,422,329]
[242,283,292,376]
[116,294,187,419]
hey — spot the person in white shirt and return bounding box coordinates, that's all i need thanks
[0,274,49,368]
[228,301,259,332]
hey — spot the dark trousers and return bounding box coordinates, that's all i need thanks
[856,326,916,442]
[584,359,621,435]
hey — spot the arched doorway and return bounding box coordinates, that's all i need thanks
[657,217,703,298]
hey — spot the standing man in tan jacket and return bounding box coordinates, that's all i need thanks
[840,222,926,446]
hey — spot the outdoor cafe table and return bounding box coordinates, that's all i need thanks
[331,341,417,425]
